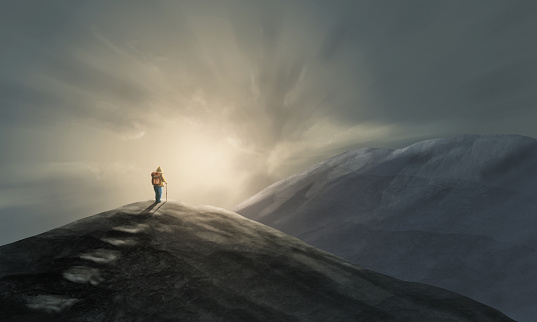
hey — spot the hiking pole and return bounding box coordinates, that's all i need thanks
[166,183,168,202]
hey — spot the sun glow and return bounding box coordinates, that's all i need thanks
[148,120,247,207]
[180,133,235,182]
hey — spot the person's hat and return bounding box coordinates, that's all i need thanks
[156,166,162,172]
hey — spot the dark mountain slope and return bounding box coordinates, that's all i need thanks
[0,201,513,321]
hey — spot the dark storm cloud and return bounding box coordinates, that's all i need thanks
[321,0,537,129]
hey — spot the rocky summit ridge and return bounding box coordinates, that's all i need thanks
[0,200,513,321]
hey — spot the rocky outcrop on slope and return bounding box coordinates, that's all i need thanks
[234,134,537,321]
[0,201,513,321]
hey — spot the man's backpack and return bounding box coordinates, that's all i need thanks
[151,172,162,185]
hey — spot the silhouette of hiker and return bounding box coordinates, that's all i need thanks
[151,166,167,203]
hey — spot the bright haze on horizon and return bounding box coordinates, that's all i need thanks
[1,0,537,245]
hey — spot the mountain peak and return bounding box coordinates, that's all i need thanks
[234,134,537,322]
[235,134,537,213]
[0,200,513,321]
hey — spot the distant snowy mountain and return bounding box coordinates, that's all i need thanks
[234,134,537,322]
[0,201,513,321]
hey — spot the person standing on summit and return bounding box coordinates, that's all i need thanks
[151,166,167,203]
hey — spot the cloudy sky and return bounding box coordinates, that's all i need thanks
[1,0,537,245]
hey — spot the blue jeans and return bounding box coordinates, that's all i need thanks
[153,186,163,202]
